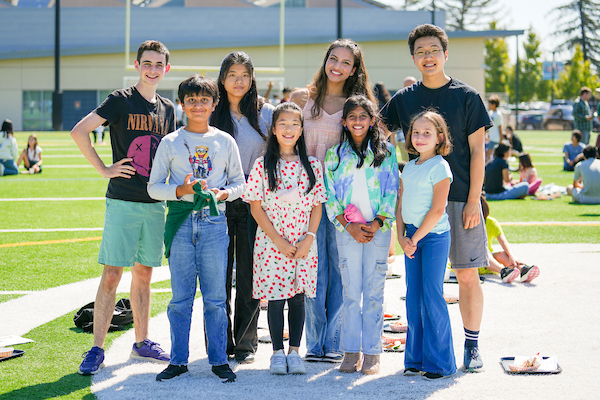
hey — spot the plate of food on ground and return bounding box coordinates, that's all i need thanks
[384,321,408,333]
[0,347,25,362]
[500,354,561,374]
[382,336,405,352]
[383,313,401,321]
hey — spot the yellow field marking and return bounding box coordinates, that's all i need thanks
[1,236,102,248]
[502,221,600,226]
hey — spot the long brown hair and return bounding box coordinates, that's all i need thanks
[307,39,375,119]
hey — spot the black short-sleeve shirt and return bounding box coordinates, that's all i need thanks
[484,157,508,194]
[381,78,492,202]
[95,86,175,203]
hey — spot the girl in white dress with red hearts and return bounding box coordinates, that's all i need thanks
[243,102,326,375]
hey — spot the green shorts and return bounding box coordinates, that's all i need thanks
[98,198,166,267]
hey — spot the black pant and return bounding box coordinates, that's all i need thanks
[226,198,260,356]
[268,293,305,351]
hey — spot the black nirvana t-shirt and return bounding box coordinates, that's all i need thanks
[381,78,492,202]
[95,86,175,203]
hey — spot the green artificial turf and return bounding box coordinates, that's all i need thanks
[0,292,172,400]
[0,294,24,303]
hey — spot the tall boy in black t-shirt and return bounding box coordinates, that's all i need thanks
[381,24,492,374]
[71,40,175,375]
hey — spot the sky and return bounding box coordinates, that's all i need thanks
[381,0,571,62]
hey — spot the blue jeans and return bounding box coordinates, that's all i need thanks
[337,229,390,355]
[404,225,456,376]
[0,159,19,176]
[485,182,529,200]
[167,209,229,366]
[304,212,343,356]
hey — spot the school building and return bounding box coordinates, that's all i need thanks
[0,1,522,131]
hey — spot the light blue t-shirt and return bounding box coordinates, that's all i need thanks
[563,142,585,170]
[401,155,453,234]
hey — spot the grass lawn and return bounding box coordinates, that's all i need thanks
[0,128,597,399]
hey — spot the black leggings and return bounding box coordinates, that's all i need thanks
[267,293,305,351]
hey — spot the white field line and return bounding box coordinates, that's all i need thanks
[502,221,600,226]
[0,288,173,295]
[0,197,105,201]
[42,154,112,158]
[0,228,103,233]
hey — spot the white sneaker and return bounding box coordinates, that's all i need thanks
[287,350,306,374]
[270,349,288,375]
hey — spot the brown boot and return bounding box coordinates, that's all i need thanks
[361,354,380,375]
[339,352,362,373]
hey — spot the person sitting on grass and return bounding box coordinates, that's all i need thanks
[480,194,540,283]
[518,153,541,195]
[504,126,522,156]
[563,130,585,171]
[484,143,529,200]
[567,146,600,205]
[16,134,42,174]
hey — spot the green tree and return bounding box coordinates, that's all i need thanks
[555,44,600,99]
[438,0,501,30]
[507,29,550,102]
[484,22,510,95]
[550,0,600,70]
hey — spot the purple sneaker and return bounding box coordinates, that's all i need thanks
[130,339,170,363]
[78,346,105,375]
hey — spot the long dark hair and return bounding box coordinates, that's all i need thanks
[334,95,390,171]
[308,39,375,119]
[1,119,13,139]
[210,51,266,140]
[264,102,316,194]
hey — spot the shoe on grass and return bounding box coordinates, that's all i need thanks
[323,352,344,363]
[130,339,170,363]
[156,364,188,381]
[463,346,484,373]
[403,367,421,376]
[287,350,306,374]
[520,265,540,283]
[361,354,380,375]
[212,363,236,382]
[78,346,104,375]
[500,267,519,284]
[339,352,362,373]
[270,349,288,375]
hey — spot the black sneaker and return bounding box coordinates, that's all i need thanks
[156,364,188,381]
[212,363,236,383]
[234,353,255,364]
[422,372,445,380]
[403,367,421,376]
[500,267,519,283]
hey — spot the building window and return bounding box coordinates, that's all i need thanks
[22,91,53,131]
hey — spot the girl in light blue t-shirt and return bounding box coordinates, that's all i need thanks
[396,109,456,380]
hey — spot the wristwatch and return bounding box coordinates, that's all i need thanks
[374,217,384,227]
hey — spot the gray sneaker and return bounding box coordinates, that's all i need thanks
[270,349,288,375]
[287,350,306,374]
[463,346,484,372]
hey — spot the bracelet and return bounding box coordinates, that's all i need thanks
[306,231,316,239]
[343,220,351,231]
[374,217,384,227]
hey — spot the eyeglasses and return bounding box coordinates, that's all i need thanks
[414,48,442,57]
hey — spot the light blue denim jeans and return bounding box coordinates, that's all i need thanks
[404,225,456,376]
[304,212,343,356]
[167,209,229,366]
[0,159,19,176]
[485,182,529,200]
[337,228,390,355]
